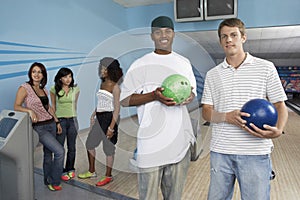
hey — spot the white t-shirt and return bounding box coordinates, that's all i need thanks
[120,51,197,168]
[201,53,287,155]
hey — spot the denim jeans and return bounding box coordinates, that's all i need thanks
[33,121,65,185]
[33,121,65,186]
[208,151,273,200]
[138,149,190,200]
[56,117,78,172]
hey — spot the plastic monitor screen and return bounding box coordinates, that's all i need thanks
[174,0,203,22]
[0,118,18,139]
[204,0,237,20]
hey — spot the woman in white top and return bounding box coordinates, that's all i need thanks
[78,57,123,187]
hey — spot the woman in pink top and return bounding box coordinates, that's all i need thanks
[14,62,65,191]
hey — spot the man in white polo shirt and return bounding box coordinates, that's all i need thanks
[201,18,288,200]
[120,16,197,200]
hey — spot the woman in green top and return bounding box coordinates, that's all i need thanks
[50,67,80,181]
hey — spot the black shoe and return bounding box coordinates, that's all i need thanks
[271,170,276,180]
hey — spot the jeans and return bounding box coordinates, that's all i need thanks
[33,121,64,186]
[56,117,78,172]
[138,149,190,200]
[208,151,273,200]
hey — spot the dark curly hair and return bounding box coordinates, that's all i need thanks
[98,57,123,84]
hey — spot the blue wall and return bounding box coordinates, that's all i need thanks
[0,0,127,129]
[1,0,300,129]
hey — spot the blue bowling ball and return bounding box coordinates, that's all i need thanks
[241,99,278,130]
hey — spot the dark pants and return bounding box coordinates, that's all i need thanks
[86,112,118,156]
[56,117,78,172]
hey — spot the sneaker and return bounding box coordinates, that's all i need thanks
[68,170,75,179]
[61,172,70,181]
[96,176,113,186]
[47,184,62,191]
[78,171,97,179]
[271,170,276,180]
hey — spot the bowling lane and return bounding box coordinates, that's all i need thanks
[33,108,300,200]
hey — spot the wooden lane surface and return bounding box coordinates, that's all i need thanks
[34,109,300,199]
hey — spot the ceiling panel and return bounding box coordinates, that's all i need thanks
[113,0,172,7]
[184,25,300,66]
[112,0,300,66]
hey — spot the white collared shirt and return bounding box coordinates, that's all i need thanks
[201,53,287,155]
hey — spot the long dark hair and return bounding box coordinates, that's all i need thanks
[98,57,123,84]
[54,67,75,98]
[27,62,47,89]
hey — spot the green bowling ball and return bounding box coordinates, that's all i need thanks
[161,74,191,104]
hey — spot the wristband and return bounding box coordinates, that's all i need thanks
[56,121,60,125]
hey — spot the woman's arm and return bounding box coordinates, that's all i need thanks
[14,86,36,122]
[50,91,56,112]
[75,90,80,112]
[106,84,121,138]
[48,105,62,134]
[111,85,121,127]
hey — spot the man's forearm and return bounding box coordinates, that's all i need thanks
[121,92,155,107]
